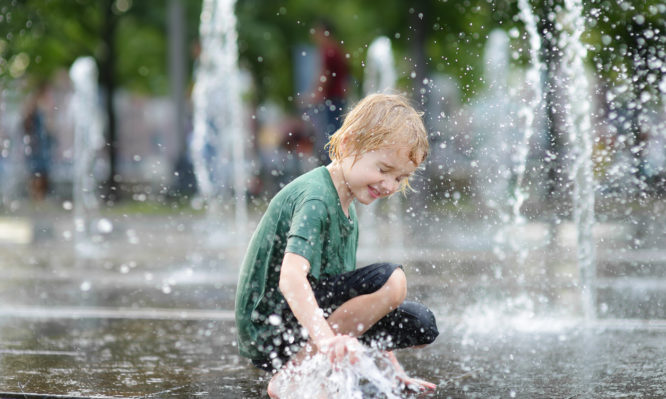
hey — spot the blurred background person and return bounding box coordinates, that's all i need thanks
[22,83,54,202]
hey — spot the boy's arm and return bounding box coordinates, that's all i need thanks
[279,252,359,361]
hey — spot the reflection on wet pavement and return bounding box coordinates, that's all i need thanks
[1,316,665,398]
[0,212,664,398]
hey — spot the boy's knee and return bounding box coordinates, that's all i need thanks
[394,301,438,347]
[384,267,407,308]
[410,303,439,346]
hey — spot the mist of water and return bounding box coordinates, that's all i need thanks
[0,84,25,210]
[69,56,106,255]
[561,0,598,321]
[514,0,544,222]
[190,0,247,239]
[270,347,406,399]
[363,37,397,95]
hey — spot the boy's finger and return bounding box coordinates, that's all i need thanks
[331,345,337,362]
[349,351,359,365]
[335,342,345,362]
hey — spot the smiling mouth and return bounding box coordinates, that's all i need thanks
[368,186,381,199]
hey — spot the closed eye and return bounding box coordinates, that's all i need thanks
[379,163,394,174]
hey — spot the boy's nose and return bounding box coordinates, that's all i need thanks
[382,180,398,196]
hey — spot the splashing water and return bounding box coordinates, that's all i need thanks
[512,1,544,255]
[512,0,597,320]
[190,0,247,239]
[602,5,666,194]
[560,0,597,320]
[363,37,396,95]
[270,347,408,399]
[514,0,544,220]
[69,56,106,256]
[490,1,545,265]
[0,84,25,210]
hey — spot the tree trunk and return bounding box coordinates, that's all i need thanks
[537,1,566,212]
[99,0,118,202]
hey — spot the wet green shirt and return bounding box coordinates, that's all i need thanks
[235,166,358,359]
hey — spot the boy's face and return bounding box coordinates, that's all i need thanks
[340,145,418,205]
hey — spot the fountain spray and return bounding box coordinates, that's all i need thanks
[560,0,597,321]
[69,56,106,256]
[190,0,248,241]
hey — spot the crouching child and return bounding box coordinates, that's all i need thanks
[234,93,439,398]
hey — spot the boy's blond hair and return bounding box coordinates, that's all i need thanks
[327,93,428,163]
[326,93,429,190]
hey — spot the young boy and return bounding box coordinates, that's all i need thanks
[235,93,439,397]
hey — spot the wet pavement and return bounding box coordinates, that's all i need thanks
[0,203,665,398]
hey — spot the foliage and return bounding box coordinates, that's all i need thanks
[584,0,665,99]
[0,0,201,94]
[0,0,98,87]
[235,0,519,106]
[1,0,662,105]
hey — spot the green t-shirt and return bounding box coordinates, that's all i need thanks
[234,166,358,359]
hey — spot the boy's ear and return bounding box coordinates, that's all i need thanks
[339,134,352,157]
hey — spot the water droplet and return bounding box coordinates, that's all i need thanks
[268,314,282,326]
[97,218,113,234]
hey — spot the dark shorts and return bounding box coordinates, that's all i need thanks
[251,262,439,373]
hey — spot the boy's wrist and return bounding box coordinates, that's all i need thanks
[312,329,336,347]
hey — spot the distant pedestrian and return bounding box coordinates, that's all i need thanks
[23,84,54,201]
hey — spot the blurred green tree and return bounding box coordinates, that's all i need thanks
[235,0,518,107]
[0,0,202,199]
[2,0,662,198]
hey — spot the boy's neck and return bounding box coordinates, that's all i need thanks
[326,162,353,216]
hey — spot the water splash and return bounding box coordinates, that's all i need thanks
[0,83,26,211]
[190,0,247,240]
[69,56,106,256]
[270,347,407,399]
[514,0,544,221]
[559,0,597,320]
[456,294,578,340]
[496,0,545,265]
[601,6,666,195]
[473,28,524,263]
[363,37,396,95]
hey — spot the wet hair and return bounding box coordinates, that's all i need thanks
[326,93,429,189]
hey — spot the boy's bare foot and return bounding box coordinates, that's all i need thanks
[384,350,437,392]
[398,375,437,392]
[267,371,280,398]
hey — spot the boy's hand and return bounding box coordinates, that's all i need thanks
[317,335,362,364]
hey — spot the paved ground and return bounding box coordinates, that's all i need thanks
[0,203,664,398]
